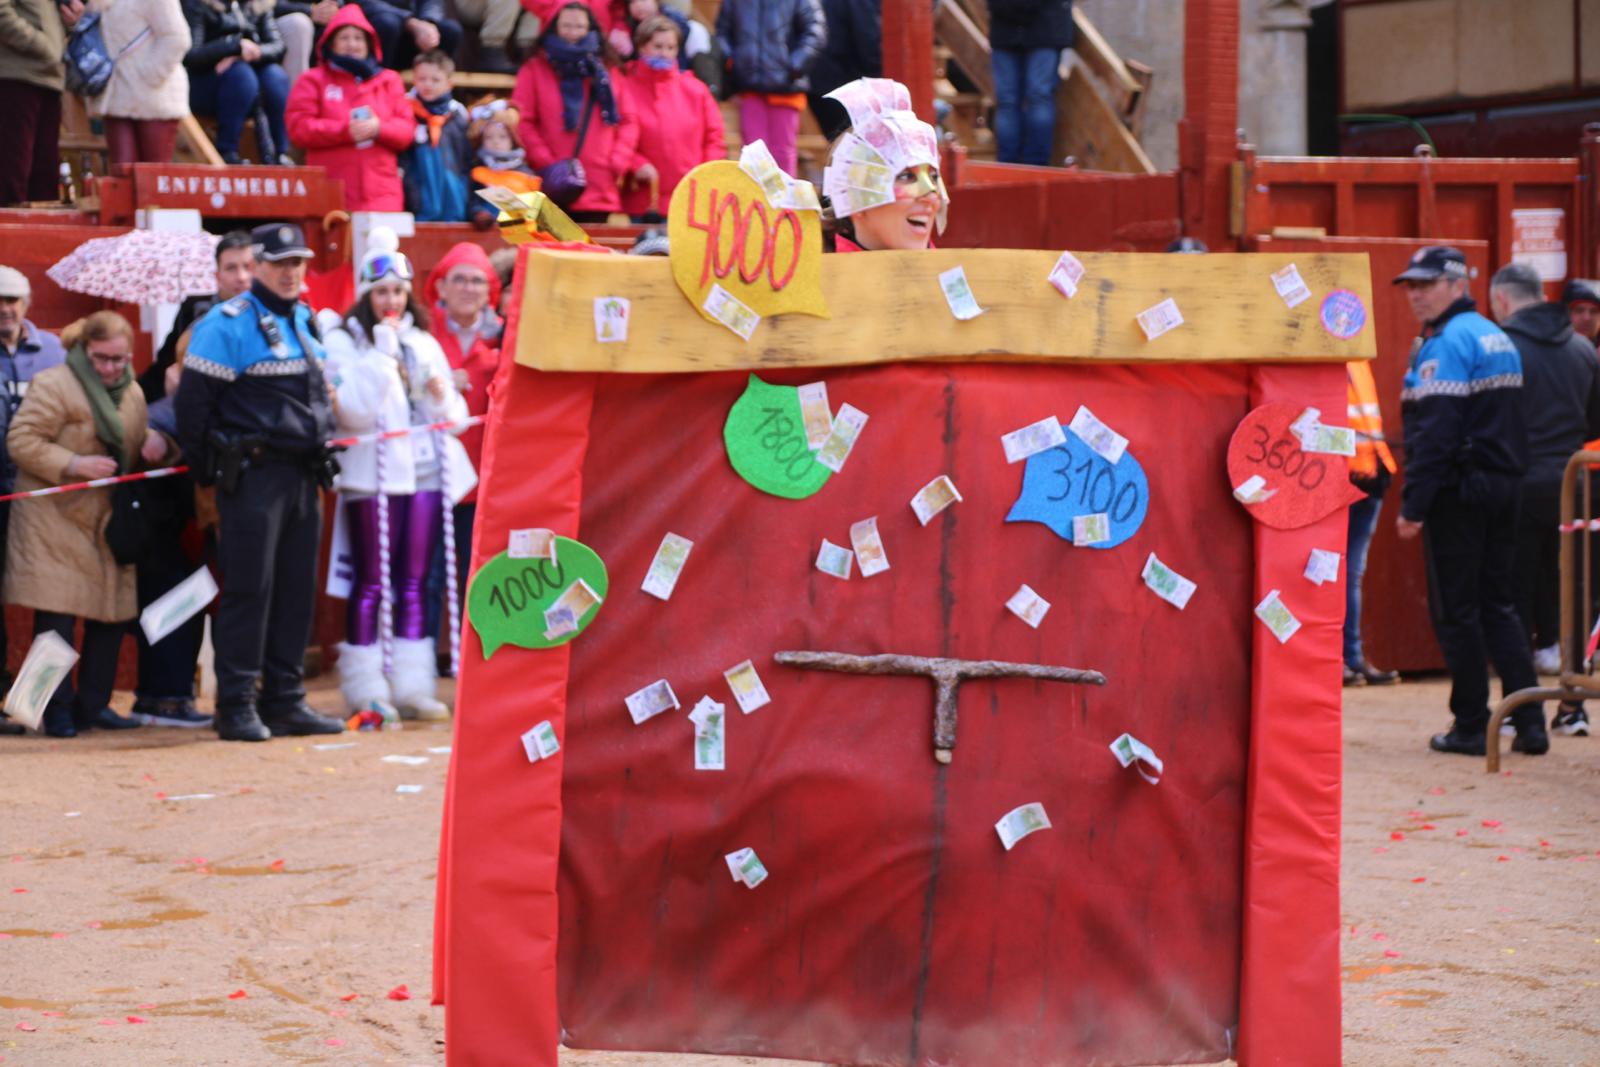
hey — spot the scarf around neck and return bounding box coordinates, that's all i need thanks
[543,32,619,130]
[477,145,529,171]
[66,344,131,468]
[327,51,383,82]
[412,93,457,146]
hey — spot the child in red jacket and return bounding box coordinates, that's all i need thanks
[285,6,415,211]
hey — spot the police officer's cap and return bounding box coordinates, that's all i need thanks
[1562,278,1600,307]
[251,223,313,263]
[1393,245,1469,284]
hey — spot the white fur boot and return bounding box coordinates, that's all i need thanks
[337,641,398,721]
[390,637,450,721]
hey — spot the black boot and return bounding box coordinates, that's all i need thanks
[1511,708,1550,755]
[1428,728,1486,756]
[260,701,345,737]
[216,703,271,742]
[42,703,77,738]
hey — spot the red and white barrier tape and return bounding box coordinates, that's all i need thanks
[0,415,483,504]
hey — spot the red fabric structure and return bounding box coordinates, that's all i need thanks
[434,274,1344,1067]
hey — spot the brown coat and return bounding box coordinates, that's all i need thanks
[4,364,148,622]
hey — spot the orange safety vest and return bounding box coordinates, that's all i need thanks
[1347,360,1397,478]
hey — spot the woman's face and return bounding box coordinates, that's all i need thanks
[86,336,131,386]
[481,121,513,152]
[330,25,369,59]
[641,29,677,63]
[555,7,590,42]
[849,164,941,251]
[369,279,410,321]
[627,0,658,21]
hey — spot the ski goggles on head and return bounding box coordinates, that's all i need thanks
[360,252,414,287]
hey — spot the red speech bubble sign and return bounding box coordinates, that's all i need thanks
[1226,402,1365,530]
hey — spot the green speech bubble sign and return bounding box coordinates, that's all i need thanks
[467,536,609,657]
[723,374,832,499]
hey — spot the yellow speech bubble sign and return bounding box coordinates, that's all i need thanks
[667,160,828,330]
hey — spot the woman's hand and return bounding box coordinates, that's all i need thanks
[349,113,380,142]
[140,430,166,465]
[634,162,658,186]
[406,17,440,50]
[67,454,118,480]
[425,374,449,402]
[59,0,84,29]
[239,38,262,62]
[451,368,471,393]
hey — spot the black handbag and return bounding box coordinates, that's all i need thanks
[104,477,152,567]
[64,15,149,98]
[539,98,595,208]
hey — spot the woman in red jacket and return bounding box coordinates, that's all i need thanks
[511,1,639,221]
[285,6,415,211]
[618,15,724,220]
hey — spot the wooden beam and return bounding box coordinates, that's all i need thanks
[511,247,1376,373]
[176,114,225,167]
[1055,67,1157,174]
[1072,6,1142,102]
[934,0,994,99]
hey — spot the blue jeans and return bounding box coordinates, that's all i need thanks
[424,501,475,656]
[992,47,1059,166]
[1345,494,1382,668]
[189,61,289,157]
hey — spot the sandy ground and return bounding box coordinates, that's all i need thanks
[1,674,1596,1066]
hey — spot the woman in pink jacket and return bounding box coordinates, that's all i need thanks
[617,14,724,220]
[511,1,639,221]
[284,5,414,211]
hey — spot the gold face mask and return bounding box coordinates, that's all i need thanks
[897,164,940,201]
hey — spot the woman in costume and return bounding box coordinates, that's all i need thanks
[324,231,475,722]
[820,77,948,253]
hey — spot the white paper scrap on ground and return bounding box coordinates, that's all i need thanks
[723,659,771,713]
[1048,251,1085,298]
[689,696,725,770]
[724,846,768,888]
[508,528,557,561]
[1109,733,1164,784]
[816,538,854,579]
[995,802,1052,850]
[395,784,424,794]
[798,381,832,449]
[1072,513,1109,546]
[427,745,452,754]
[1304,548,1342,586]
[593,296,629,342]
[1254,589,1302,644]
[140,566,220,646]
[910,475,962,525]
[625,678,680,725]
[850,516,890,576]
[521,720,560,762]
[1005,584,1051,628]
[1001,415,1067,464]
[1136,297,1184,341]
[381,754,430,766]
[313,741,357,750]
[937,265,985,320]
[1271,263,1312,308]
[164,793,216,801]
[816,403,868,473]
[1232,475,1277,505]
[1068,405,1129,464]
[1142,552,1196,609]
[641,532,694,600]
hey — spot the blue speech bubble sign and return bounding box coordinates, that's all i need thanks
[1005,430,1149,547]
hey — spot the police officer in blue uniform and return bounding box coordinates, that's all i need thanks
[1393,246,1547,757]
[175,223,345,742]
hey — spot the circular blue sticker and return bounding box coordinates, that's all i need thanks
[1005,430,1149,548]
[1320,289,1367,340]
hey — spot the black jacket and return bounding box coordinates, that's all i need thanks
[715,0,826,95]
[182,0,286,73]
[987,0,1073,53]
[1502,301,1600,488]
[142,293,218,403]
[809,0,879,98]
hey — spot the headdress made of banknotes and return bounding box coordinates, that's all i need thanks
[822,77,948,232]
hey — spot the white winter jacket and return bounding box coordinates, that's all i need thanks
[324,315,477,501]
[86,0,191,121]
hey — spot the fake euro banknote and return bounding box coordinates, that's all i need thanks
[1254,589,1302,644]
[850,516,890,576]
[910,475,962,525]
[1142,552,1196,610]
[3,630,78,731]
[139,565,219,646]
[1005,584,1050,628]
[1048,250,1086,298]
[780,178,820,211]
[824,177,893,215]
[1304,548,1341,586]
[839,161,893,195]
[1299,422,1356,456]
[1109,732,1163,784]
[816,403,868,473]
[837,131,889,167]
[1071,513,1109,546]
[816,538,853,579]
[508,528,557,561]
[798,381,832,449]
[543,578,602,637]
[690,696,725,770]
[724,846,768,888]
[1001,415,1067,463]
[521,720,560,762]
[938,266,985,320]
[1271,263,1312,308]
[1232,475,1277,505]
[641,532,694,600]
[1136,297,1184,341]
[738,140,791,205]
[1068,405,1129,464]
[723,659,771,713]
[994,802,1052,851]
[703,283,760,341]
[626,679,680,725]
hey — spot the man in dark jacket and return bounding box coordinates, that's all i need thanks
[1492,262,1600,737]
[357,0,461,69]
[1394,246,1545,757]
[806,0,879,140]
[988,0,1072,166]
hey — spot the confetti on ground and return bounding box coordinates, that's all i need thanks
[387,985,411,1001]
[1456,829,1468,837]
[269,859,285,872]
[1372,933,1388,941]
[96,1019,118,1026]
[1497,855,1509,862]
[10,888,25,894]
[326,1037,345,1047]
[339,994,359,1002]
[126,1016,146,1024]
[1390,832,1404,841]
[1426,786,1446,795]
[1421,824,1437,830]
[1411,877,1426,883]
[14,1023,34,1032]
[227,990,248,1000]
[1482,819,1502,828]
[1373,847,1389,854]
[1383,950,1401,959]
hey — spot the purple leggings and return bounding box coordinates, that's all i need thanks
[345,491,444,645]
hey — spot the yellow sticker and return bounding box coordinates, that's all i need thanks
[668,160,828,329]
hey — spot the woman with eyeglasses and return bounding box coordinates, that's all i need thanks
[323,231,474,724]
[4,311,174,737]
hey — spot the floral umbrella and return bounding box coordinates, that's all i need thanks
[47,229,221,306]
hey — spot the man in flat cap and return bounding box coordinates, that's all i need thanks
[1394,245,1545,757]
[175,222,344,742]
